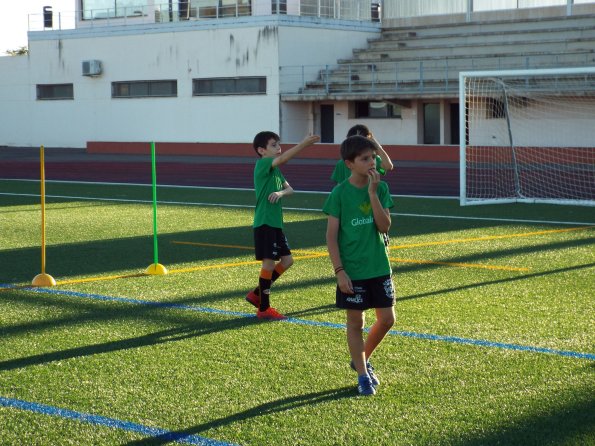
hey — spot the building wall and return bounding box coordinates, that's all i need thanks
[0,16,378,149]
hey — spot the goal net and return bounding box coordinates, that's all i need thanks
[459,67,595,206]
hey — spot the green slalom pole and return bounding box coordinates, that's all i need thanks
[145,141,167,275]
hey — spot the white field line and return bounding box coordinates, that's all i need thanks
[1,185,593,227]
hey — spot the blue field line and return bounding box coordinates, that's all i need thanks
[0,396,238,446]
[5,285,595,361]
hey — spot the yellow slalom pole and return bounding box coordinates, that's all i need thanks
[32,145,56,286]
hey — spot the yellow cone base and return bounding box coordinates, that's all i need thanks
[145,263,168,275]
[32,273,57,287]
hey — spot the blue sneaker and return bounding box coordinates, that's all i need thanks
[350,360,380,387]
[357,374,376,396]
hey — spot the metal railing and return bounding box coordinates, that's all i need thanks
[280,52,595,96]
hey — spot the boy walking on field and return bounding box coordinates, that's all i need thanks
[246,131,320,320]
[323,135,396,396]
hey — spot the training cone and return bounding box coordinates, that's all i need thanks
[32,273,57,287]
[145,263,168,275]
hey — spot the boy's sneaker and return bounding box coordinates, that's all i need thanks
[245,290,260,308]
[357,374,376,396]
[350,360,380,387]
[257,307,287,320]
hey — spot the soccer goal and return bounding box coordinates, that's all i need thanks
[459,67,595,206]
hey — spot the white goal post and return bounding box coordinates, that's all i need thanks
[459,67,595,206]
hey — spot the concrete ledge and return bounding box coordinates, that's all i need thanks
[86,141,459,162]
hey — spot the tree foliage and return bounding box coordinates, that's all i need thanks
[5,46,29,56]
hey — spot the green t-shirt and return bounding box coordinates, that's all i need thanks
[323,180,394,280]
[253,157,286,229]
[330,156,384,184]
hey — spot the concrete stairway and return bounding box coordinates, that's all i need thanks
[290,13,595,99]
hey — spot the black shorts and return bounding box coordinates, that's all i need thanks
[253,225,291,261]
[336,275,395,310]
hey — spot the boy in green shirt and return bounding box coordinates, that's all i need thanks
[323,135,395,396]
[330,124,393,184]
[246,131,320,320]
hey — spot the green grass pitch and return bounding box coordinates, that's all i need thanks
[0,179,594,445]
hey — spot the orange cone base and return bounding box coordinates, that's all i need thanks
[145,263,168,275]
[32,273,57,287]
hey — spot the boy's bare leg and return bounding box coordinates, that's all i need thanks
[346,309,367,375]
[278,254,294,271]
[364,307,395,360]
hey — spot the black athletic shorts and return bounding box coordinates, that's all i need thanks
[253,224,291,261]
[336,275,395,310]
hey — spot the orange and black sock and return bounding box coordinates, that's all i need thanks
[252,263,287,297]
[258,268,273,311]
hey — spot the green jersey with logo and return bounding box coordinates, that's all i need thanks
[253,157,286,229]
[323,180,394,280]
[330,156,384,184]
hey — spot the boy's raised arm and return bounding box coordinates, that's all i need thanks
[370,134,394,172]
[272,135,320,167]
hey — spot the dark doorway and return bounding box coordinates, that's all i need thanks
[423,103,440,144]
[320,105,334,143]
[450,103,460,145]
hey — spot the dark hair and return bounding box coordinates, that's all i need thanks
[346,124,370,138]
[253,131,280,156]
[340,135,376,162]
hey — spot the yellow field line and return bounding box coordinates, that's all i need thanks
[173,240,527,272]
[57,273,147,285]
[389,257,529,272]
[0,272,147,290]
[5,230,549,291]
[390,225,594,250]
[169,253,327,274]
[0,253,331,289]
[172,240,323,256]
[173,241,252,250]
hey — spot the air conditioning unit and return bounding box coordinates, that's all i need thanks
[82,60,102,76]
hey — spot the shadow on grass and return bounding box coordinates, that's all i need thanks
[1,256,591,344]
[0,217,328,283]
[2,214,592,286]
[285,304,339,318]
[397,262,595,302]
[451,393,595,446]
[0,311,259,372]
[0,273,341,340]
[123,386,356,446]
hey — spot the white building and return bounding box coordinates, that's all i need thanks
[0,0,593,149]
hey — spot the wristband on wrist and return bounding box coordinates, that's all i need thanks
[334,266,344,274]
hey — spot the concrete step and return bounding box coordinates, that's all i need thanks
[345,49,595,69]
[302,59,595,93]
[367,27,595,50]
[344,38,595,61]
[379,14,595,39]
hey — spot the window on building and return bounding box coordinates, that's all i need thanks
[271,0,287,14]
[193,77,266,95]
[36,84,74,100]
[354,101,401,119]
[111,80,177,98]
[82,0,145,20]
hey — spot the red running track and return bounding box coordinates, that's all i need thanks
[0,151,459,196]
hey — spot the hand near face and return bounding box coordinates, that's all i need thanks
[368,168,380,194]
